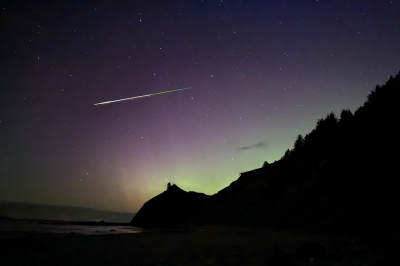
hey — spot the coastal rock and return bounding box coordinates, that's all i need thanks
[131,184,209,227]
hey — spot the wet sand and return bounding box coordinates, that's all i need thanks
[0,227,397,266]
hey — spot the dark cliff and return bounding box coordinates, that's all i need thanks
[131,72,400,235]
[131,184,210,227]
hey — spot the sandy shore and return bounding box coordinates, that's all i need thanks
[0,227,397,265]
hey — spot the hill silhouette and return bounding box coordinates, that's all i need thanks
[131,72,400,235]
[131,184,210,226]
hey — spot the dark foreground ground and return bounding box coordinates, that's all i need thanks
[0,227,399,266]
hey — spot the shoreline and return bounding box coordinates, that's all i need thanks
[1,226,397,265]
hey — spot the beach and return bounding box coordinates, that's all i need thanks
[0,226,396,266]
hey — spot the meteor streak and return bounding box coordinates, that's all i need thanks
[94,87,192,105]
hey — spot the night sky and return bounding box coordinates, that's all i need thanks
[1,0,399,213]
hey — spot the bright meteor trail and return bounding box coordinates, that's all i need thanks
[94,87,192,105]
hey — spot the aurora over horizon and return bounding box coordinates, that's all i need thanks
[1,0,400,214]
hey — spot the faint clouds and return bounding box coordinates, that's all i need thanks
[238,141,267,150]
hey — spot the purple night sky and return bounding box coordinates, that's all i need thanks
[1,0,399,213]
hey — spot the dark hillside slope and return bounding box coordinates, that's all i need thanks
[196,72,400,234]
[131,184,210,226]
[132,72,400,235]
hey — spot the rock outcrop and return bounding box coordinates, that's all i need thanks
[131,184,210,227]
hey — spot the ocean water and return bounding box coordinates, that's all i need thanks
[0,201,135,223]
[0,222,142,238]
